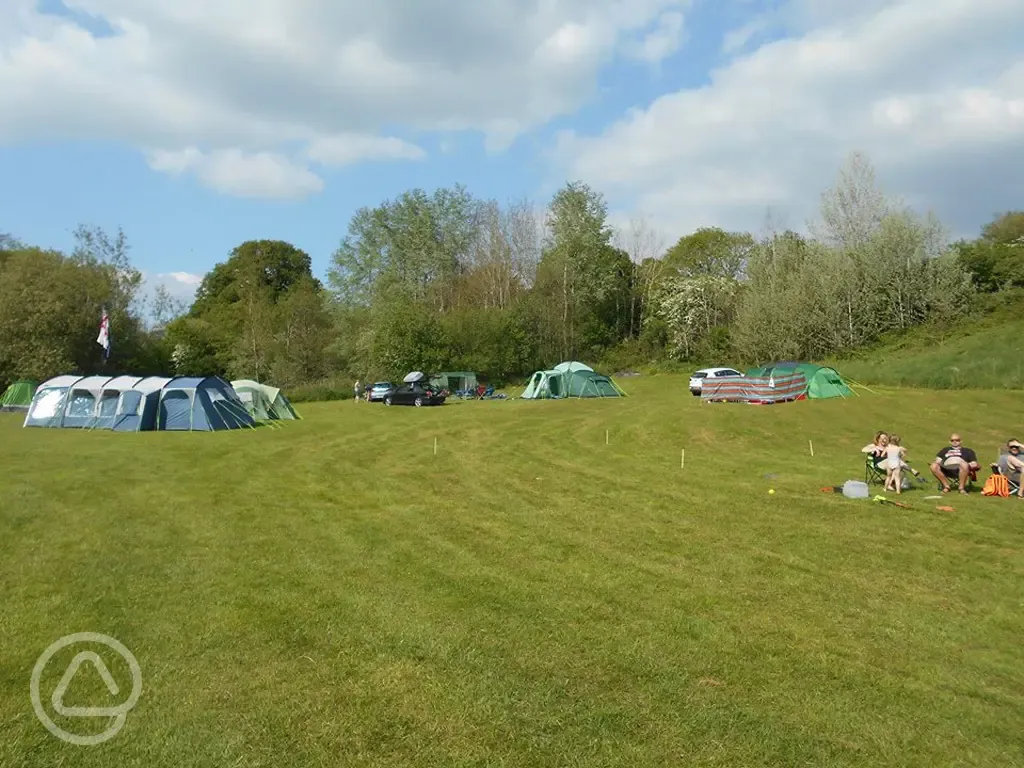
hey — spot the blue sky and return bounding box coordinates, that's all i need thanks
[1,0,1021,306]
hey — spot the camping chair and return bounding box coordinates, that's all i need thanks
[991,462,1022,496]
[864,456,887,486]
[938,465,978,493]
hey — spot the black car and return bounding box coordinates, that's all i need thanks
[382,382,446,407]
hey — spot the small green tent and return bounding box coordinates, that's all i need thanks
[0,380,37,412]
[745,362,853,399]
[231,380,300,420]
[520,361,626,399]
[429,371,478,393]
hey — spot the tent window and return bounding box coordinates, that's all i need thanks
[66,391,96,418]
[99,392,119,417]
[28,389,66,420]
[117,391,142,416]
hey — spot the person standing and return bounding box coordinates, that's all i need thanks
[354,380,361,403]
[884,435,906,493]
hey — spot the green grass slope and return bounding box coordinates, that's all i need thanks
[832,297,1024,389]
[2,380,1023,767]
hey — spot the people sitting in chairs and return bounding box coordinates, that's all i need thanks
[991,439,1024,498]
[930,433,980,494]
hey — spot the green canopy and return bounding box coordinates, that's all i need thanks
[0,380,37,412]
[745,362,853,399]
[231,380,300,420]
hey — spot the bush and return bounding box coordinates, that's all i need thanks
[286,380,353,403]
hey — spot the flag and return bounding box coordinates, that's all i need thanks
[96,308,111,360]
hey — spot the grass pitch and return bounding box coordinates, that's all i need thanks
[1,377,1023,766]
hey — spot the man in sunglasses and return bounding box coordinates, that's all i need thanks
[930,434,980,494]
[993,439,1024,498]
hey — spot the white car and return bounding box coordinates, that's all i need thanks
[689,367,743,396]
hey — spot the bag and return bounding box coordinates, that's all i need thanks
[982,474,1010,497]
[842,480,869,499]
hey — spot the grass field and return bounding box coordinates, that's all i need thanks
[2,376,1024,767]
[832,296,1024,389]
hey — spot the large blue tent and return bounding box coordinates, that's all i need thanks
[155,376,254,431]
[25,374,254,431]
[111,376,172,432]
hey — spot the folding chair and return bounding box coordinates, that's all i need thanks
[939,465,978,493]
[991,462,1022,496]
[864,457,887,486]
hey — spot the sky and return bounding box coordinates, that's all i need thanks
[1,0,1021,309]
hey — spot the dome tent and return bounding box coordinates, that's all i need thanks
[0,380,37,413]
[156,376,255,431]
[231,379,299,420]
[745,362,853,399]
[520,361,626,399]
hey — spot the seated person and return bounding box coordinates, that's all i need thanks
[861,431,889,471]
[930,433,980,494]
[992,439,1024,498]
[862,431,923,480]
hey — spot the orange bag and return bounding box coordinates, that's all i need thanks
[983,474,1010,497]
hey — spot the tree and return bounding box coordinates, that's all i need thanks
[614,215,665,337]
[956,211,1024,292]
[0,230,152,381]
[273,276,333,384]
[536,181,616,359]
[150,284,188,330]
[981,211,1024,246]
[811,151,890,250]
[662,227,754,280]
[329,186,477,312]
[166,316,225,376]
[652,275,737,360]
[192,240,315,317]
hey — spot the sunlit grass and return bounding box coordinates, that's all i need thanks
[1,377,1023,766]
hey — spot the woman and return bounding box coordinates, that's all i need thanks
[862,431,889,472]
[862,430,923,482]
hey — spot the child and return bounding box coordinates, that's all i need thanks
[885,435,906,493]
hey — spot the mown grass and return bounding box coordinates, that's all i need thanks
[1,378,1023,767]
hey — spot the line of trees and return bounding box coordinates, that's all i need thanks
[2,152,1021,395]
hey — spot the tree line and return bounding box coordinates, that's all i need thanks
[1,152,1021,396]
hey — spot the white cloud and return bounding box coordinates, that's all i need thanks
[146,147,324,199]
[628,11,687,63]
[721,16,768,54]
[162,271,202,287]
[0,0,692,194]
[140,270,203,316]
[306,134,426,167]
[559,0,1024,242]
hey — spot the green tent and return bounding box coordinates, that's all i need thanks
[745,362,853,399]
[520,361,626,399]
[231,380,300,420]
[429,371,478,393]
[0,380,37,412]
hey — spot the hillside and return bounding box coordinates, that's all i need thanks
[832,295,1024,390]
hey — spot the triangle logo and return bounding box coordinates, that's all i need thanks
[51,651,123,717]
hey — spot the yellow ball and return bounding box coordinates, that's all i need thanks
[768,489,775,495]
